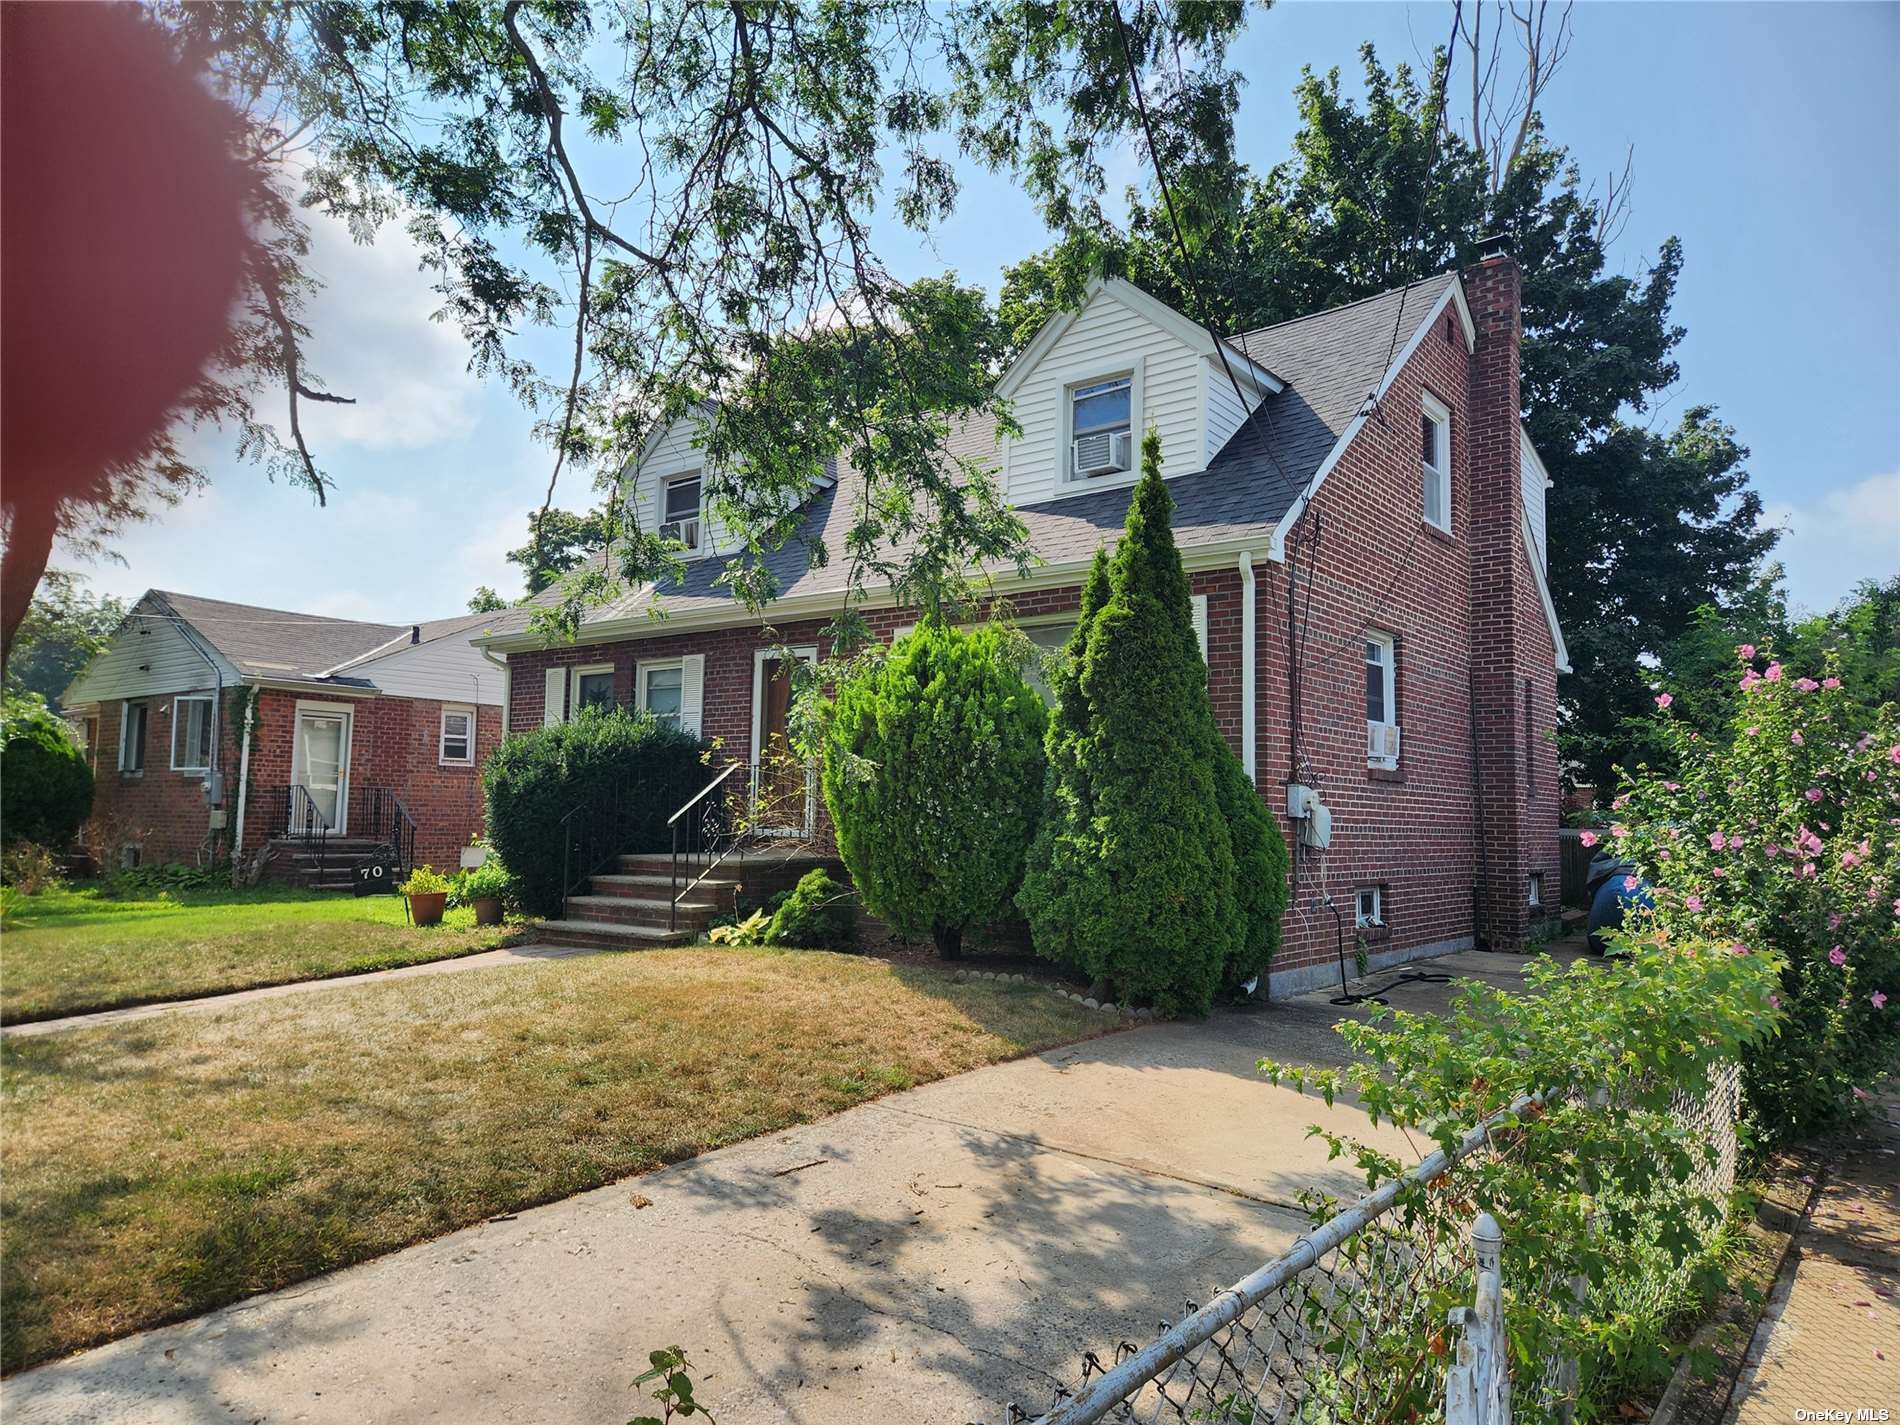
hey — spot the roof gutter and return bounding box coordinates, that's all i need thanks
[470,533,1275,654]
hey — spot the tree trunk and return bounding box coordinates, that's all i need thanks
[0,496,58,674]
[933,922,963,960]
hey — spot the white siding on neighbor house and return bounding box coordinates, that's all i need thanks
[1520,428,1551,568]
[347,632,504,705]
[62,597,240,708]
[1004,288,1208,505]
[1203,358,1255,466]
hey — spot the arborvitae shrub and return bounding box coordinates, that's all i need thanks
[0,697,93,850]
[823,618,1047,958]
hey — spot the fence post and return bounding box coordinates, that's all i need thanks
[1445,1212,1510,1425]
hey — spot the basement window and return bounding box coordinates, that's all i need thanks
[1354,886,1384,930]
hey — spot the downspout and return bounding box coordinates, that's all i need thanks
[166,604,227,859]
[481,648,510,736]
[230,689,256,888]
[1236,549,1256,782]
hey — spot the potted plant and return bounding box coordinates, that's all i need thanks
[458,857,513,926]
[397,865,453,927]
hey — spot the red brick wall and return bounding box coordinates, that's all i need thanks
[83,688,500,871]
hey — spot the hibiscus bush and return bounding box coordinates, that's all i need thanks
[1610,650,1900,1144]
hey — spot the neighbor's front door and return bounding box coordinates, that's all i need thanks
[755,653,813,836]
[293,710,351,833]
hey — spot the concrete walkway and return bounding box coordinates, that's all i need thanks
[1,948,1556,1425]
[0,942,605,1039]
[1725,1088,1900,1421]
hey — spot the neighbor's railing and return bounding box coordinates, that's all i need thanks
[667,761,752,933]
[351,785,418,876]
[986,1062,1741,1425]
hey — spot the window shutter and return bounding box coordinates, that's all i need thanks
[680,654,705,736]
[542,667,566,727]
[1191,594,1209,665]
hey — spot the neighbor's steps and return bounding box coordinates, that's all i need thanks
[533,919,694,951]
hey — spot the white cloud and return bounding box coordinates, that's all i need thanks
[1759,471,1900,616]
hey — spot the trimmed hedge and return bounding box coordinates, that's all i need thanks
[822,618,1047,958]
[1,697,93,849]
[483,708,709,916]
[765,868,858,949]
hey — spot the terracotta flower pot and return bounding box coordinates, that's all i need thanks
[472,895,504,927]
[407,891,447,927]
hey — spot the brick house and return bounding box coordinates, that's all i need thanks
[474,244,1569,994]
[62,591,504,880]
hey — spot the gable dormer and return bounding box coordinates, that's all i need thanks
[628,416,716,561]
[996,278,1280,506]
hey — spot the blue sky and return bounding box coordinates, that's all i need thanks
[85,1,1898,623]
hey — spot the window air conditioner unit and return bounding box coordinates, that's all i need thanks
[1367,721,1401,770]
[1072,429,1133,478]
[659,517,701,551]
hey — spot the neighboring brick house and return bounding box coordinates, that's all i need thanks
[62,591,503,878]
[474,243,1569,994]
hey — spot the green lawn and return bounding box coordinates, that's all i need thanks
[0,884,528,1023]
[0,947,1108,1371]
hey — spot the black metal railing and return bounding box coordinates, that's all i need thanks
[558,762,663,921]
[351,785,418,877]
[261,784,332,878]
[667,762,753,931]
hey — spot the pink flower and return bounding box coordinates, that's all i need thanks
[1664,782,1681,792]
[1611,824,1629,839]
[1889,745,1900,764]
[1801,861,1818,879]
[1854,1086,1872,1102]
[1765,843,1780,858]
[1858,733,1874,751]
[1806,787,1824,802]
[1765,662,1784,682]
[1791,730,1805,746]
[1708,831,1727,850]
[1874,991,1889,1010]
[1741,671,1761,691]
[1730,942,1749,956]
[1797,826,1824,856]
[1795,677,1820,692]
[1768,993,1780,1009]
[1655,692,1674,709]
[1829,945,1847,967]
[1684,895,1704,912]
[1829,913,1843,930]
[1737,643,1757,660]
[1623,874,1640,892]
[1745,725,1760,736]
[1823,677,1841,689]
[1711,867,1727,878]
[1579,830,1599,847]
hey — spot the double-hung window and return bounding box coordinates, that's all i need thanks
[170,695,214,773]
[1365,631,1400,770]
[439,705,475,766]
[120,700,149,774]
[660,474,702,551]
[1069,375,1134,479]
[640,661,684,727]
[571,664,616,715]
[1421,394,1451,533]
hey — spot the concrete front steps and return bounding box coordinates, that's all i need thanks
[264,837,391,892]
[535,853,742,951]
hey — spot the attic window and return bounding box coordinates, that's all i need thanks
[1069,376,1133,479]
[660,475,702,551]
[1421,393,1451,534]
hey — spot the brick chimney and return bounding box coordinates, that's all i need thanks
[1463,238,1536,949]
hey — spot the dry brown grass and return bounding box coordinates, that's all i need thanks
[0,947,1107,1373]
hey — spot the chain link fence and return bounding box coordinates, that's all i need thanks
[985,1063,1742,1425]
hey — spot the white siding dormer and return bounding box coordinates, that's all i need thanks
[1520,428,1551,568]
[630,419,724,562]
[996,279,1279,506]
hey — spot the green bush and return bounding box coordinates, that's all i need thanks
[483,707,708,916]
[1,841,64,895]
[451,856,515,907]
[108,863,222,896]
[764,868,857,948]
[822,618,1046,958]
[0,696,93,849]
[1215,744,1290,990]
[1019,431,1243,1014]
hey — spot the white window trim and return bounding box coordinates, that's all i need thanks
[1355,886,1384,930]
[568,662,616,717]
[1365,630,1399,770]
[1054,356,1145,493]
[119,699,147,775]
[1421,391,1452,535]
[169,695,215,774]
[1528,872,1545,908]
[439,703,476,766]
[637,658,685,724]
[659,471,705,556]
[289,700,356,836]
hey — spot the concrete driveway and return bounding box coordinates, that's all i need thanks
[2,948,1565,1425]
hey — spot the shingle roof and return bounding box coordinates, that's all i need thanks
[477,271,1460,642]
[151,591,487,678]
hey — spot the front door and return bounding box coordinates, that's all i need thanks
[754,652,813,836]
[293,710,351,833]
